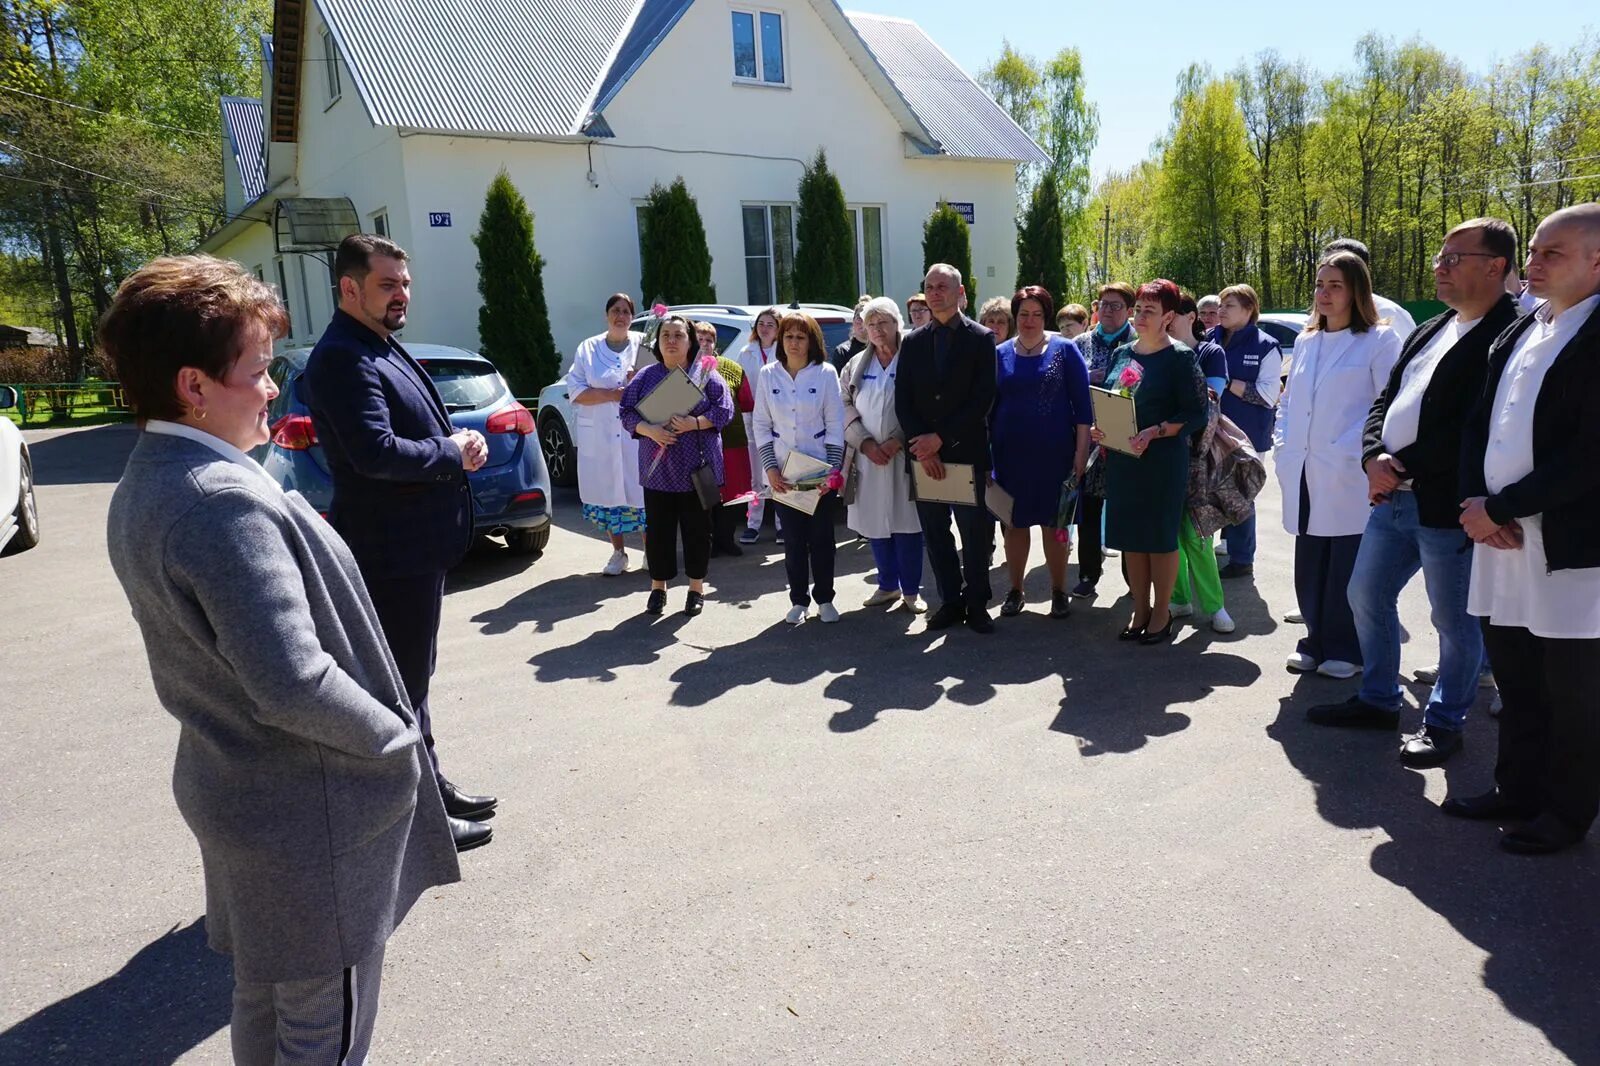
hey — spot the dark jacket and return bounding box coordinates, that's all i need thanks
[831,336,866,372]
[1460,297,1600,572]
[1361,293,1519,528]
[1209,324,1281,452]
[894,312,997,467]
[305,309,474,578]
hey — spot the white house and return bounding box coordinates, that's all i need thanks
[203,0,1045,369]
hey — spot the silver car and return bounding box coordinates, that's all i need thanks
[0,386,41,555]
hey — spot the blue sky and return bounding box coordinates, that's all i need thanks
[851,0,1596,179]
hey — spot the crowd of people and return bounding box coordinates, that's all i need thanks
[92,203,1600,1060]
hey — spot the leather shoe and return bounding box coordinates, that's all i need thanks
[1501,813,1585,855]
[1398,725,1462,768]
[449,815,493,852]
[1218,562,1254,579]
[966,608,994,634]
[1306,695,1400,729]
[926,602,965,631]
[440,779,497,820]
[1440,788,1538,821]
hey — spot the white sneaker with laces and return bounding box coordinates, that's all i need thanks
[817,602,841,623]
[784,604,808,626]
[901,595,927,614]
[863,588,900,607]
[602,550,628,576]
[1316,659,1359,680]
[1286,651,1317,672]
[1170,602,1195,619]
[1210,607,1236,634]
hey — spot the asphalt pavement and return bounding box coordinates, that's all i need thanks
[1,423,1595,1065]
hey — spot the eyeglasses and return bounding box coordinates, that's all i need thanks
[1098,301,1127,312]
[1432,251,1501,269]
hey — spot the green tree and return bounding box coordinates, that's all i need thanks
[922,202,975,304]
[793,149,854,305]
[1037,48,1099,293]
[1015,168,1067,301]
[638,177,715,305]
[1152,77,1256,294]
[472,169,558,396]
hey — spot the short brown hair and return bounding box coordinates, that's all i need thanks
[776,311,827,365]
[1057,303,1090,326]
[99,255,289,421]
[1218,283,1260,323]
[1445,217,1519,278]
[334,233,408,285]
[1097,282,1136,307]
[979,296,1014,330]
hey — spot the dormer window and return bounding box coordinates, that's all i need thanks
[322,27,341,105]
[731,10,785,86]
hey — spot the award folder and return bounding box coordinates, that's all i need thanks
[1090,387,1141,456]
[909,460,981,506]
[634,367,704,425]
[773,450,832,516]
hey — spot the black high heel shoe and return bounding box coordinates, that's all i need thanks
[1139,616,1175,645]
[1118,620,1148,641]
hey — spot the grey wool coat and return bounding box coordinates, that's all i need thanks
[107,431,460,984]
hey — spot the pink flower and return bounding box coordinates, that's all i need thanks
[1053,528,1070,544]
[1117,361,1144,390]
[651,302,670,318]
[825,471,845,492]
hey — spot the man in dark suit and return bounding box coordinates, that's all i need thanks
[895,264,998,633]
[1307,218,1520,769]
[306,234,495,852]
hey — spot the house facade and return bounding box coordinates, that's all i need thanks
[204,0,1044,368]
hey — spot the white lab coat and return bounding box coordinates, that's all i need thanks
[1273,325,1402,537]
[566,332,646,510]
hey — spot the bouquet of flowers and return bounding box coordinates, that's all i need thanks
[1052,468,1083,543]
[789,470,846,494]
[1115,360,1144,397]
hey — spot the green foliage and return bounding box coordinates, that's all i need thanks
[1150,78,1256,295]
[1015,169,1067,302]
[793,149,854,305]
[922,202,975,305]
[638,177,716,305]
[472,170,558,396]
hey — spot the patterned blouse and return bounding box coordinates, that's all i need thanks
[620,360,735,493]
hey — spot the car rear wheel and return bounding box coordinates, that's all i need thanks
[539,411,577,487]
[4,452,40,555]
[505,527,549,555]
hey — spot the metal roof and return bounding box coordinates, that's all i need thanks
[585,0,695,127]
[221,96,268,203]
[845,13,1047,164]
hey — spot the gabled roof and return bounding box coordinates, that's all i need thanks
[222,96,268,203]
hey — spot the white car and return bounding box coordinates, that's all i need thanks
[535,302,856,487]
[0,386,41,555]
[1257,312,1309,382]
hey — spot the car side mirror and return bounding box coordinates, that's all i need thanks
[0,385,16,410]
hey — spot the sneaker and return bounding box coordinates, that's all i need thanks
[1071,579,1097,598]
[602,550,628,576]
[1049,591,1072,619]
[1103,548,1120,558]
[1210,606,1236,634]
[1286,651,1317,672]
[1413,664,1440,685]
[739,527,760,545]
[1316,659,1359,680]
[1169,602,1195,619]
[817,602,841,624]
[1284,607,1305,624]
[784,604,807,626]
[901,594,927,614]
[1214,542,1229,557]
[1489,690,1502,717]
[863,588,900,607]
[1000,589,1025,617]
[1306,694,1401,729]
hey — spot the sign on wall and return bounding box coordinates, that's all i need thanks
[428,212,453,228]
[944,202,975,224]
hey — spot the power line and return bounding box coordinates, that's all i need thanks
[1437,152,1600,186]
[0,85,216,138]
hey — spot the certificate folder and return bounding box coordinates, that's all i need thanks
[909,460,981,506]
[1090,387,1141,456]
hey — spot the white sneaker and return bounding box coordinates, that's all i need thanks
[601,550,628,576]
[1103,548,1120,558]
[1316,659,1359,680]
[863,588,900,607]
[1286,651,1317,672]
[1214,542,1229,557]
[784,604,808,626]
[1284,607,1305,624]
[1169,602,1195,618]
[901,594,927,614]
[1210,607,1236,634]
[818,602,841,623]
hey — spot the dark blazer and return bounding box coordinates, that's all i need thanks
[1460,297,1600,572]
[1361,293,1518,528]
[305,309,473,578]
[894,313,997,467]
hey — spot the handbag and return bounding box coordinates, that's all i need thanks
[691,458,721,510]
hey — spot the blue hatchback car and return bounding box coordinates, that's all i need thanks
[253,344,553,556]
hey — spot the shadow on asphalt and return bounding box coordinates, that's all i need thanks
[24,423,138,486]
[1268,677,1600,1064]
[0,918,230,1064]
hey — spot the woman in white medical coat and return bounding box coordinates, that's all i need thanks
[567,293,648,575]
[735,307,783,544]
[1274,252,1403,678]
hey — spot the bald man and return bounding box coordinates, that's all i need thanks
[1451,203,1600,854]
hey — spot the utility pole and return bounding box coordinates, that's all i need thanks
[1100,202,1111,284]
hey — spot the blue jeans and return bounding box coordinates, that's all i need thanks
[1223,513,1256,565]
[1347,493,1482,730]
[869,532,924,595]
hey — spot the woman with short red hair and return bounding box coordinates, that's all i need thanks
[1091,279,1210,644]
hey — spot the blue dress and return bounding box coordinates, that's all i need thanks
[991,335,1093,528]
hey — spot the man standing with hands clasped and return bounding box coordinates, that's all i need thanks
[1307,218,1521,766]
[895,263,998,633]
[306,234,497,853]
[1451,203,1600,855]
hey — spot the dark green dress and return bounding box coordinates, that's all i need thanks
[1102,343,1208,553]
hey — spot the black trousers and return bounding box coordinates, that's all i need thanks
[917,500,994,612]
[1292,533,1363,665]
[1482,621,1600,836]
[365,570,447,785]
[1077,491,1104,584]
[645,488,711,581]
[777,495,838,606]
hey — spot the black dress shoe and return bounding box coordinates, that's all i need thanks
[1071,579,1097,598]
[713,538,743,557]
[1501,813,1585,855]
[684,590,704,617]
[926,603,965,630]
[1218,562,1254,579]
[1440,788,1538,821]
[1050,590,1072,618]
[449,815,493,852]
[1118,620,1148,641]
[645,588,667,615]
[1398,725,1462,768]
[1000,589,1025,617]
[1306,695,1400,729]
[966,608,994,634]
[1139,617,1175,645]
[440,779,497,820]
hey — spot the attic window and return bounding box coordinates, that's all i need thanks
[731,10,785,85]
[322,27,341,105]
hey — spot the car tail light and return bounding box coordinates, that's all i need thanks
[270,414,318,450]
[512,490,545,509]
[486,400,534,435]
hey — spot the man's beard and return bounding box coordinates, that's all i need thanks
[378,303,406,330]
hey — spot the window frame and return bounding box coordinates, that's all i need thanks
[730,7,787,87]
[273,257,293,336]
[845,203,886,299]
[741,202,797,306]
[322,26,342,107]
[369,209,389,238]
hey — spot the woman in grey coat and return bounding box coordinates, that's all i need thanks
[100,256,460,1065]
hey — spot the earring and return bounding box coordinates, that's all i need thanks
[194,408,207,421]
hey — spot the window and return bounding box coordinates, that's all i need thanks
[322,27,341,104]
[846,205,885,297]
[370,209,389,237]
[295,257,315,337]
[742,203,794,305]
[252,264,265,282]
[731,10,785,85]
[274,257,293,334]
